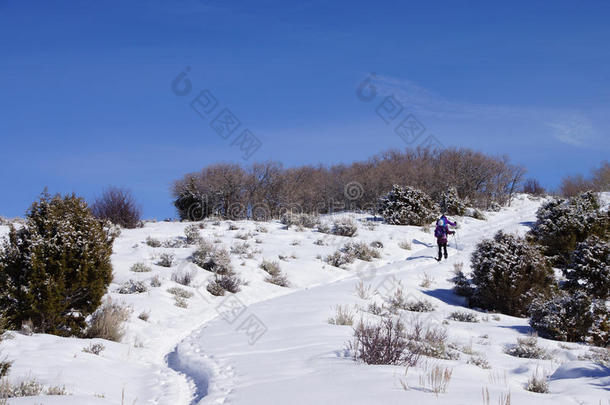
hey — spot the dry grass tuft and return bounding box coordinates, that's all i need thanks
[86,300,131,342]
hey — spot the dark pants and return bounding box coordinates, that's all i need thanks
[437,241,448,260]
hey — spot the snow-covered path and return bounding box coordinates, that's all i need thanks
[172,197,608,405]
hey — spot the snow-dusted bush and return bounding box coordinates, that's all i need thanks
[325,250,355,268]
[385,287,435,313]
[193,244,233,275]
[206,279,226,296]
[91,186,141,229]
[0,192,113,336]
[206,273,242,295]
[525,369,549,393]
[0,378,68,398]
[364,221,378,231]
[330,217,358,237]
[265,272,290,287]
[281,212,319,229]
[398,240,412,250]
[130,262,151,273]
[171,270,195,286]
[146,236,162,247]
[468,231,555,317]
[82,343,105,355]
[467,354,491,369]
[260,259,289,286]
[206,248,233,274]
[578,347,610,366]
[385,287,408,313]
[184,224,202,244]
[161,237,188,249]
[406,318,456,360]
[191,239,215,267]
[0,358,10,379]
[167,286,194,299]
[367,302,385,316]
[504,336,550,359]
[86,300,131,342]
[150,275,162,287]
[162,238,187,248]
[352,318,418,366]
[157,252,175,267]
[174,296,188,308]
[117,280,148,294]
[341,241,380,261]
[378,185,439,226]
[563,236,610,299]
[528,191,609,265]
[447,311,479,323]
[235,232,253,240]
[529,291,609,346]
[404,299,436,313]
[260,259,281,275]
[438,187,468,216]
[317,222,331,234]
[230,241,250,255]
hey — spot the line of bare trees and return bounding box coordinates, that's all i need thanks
[171,147,526,220]
[559,161,610,197]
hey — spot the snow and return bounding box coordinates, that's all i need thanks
[0,194,608,404]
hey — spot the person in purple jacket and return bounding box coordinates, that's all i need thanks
[434,214,456,261]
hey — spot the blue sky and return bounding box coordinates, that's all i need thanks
[1,0,609,219]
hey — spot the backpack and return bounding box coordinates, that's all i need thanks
[434,225,446,238]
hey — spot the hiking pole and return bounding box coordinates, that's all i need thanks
[453,231,459,250]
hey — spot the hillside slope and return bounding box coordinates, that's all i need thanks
[173,194,609,405]
[0,194,607,404]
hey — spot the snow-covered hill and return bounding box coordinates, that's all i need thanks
[0,194,608,404]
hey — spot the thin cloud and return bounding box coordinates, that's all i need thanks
[367,74,599,147]
[546,117,596,146]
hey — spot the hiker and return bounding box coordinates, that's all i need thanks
[434,214,456,261]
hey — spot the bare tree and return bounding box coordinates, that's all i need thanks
[523,178,546,196]
[91,187,141,228]
[559,174,593,197]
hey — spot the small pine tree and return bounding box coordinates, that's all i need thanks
[529,291,609,346]
[469,231,555,317]
[438,187,467,216]
[528,191,608,266]
[564,236,610,300]
[0,192,114,336]
[174,177,213,221]
[378,185,439,226]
